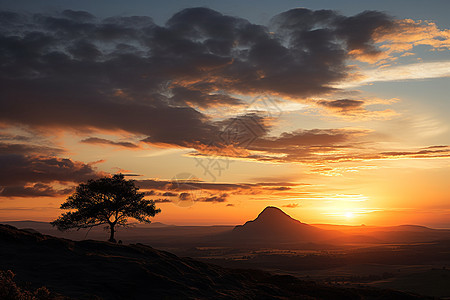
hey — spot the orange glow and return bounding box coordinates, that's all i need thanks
[1,9,449,231]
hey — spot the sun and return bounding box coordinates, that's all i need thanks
[344,212,354,218]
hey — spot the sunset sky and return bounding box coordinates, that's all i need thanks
[1,0,449,227]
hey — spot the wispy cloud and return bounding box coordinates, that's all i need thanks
[81,137,140,148]
[338,61,450,88]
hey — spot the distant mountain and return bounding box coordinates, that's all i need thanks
[127,221,176,227]
[2,220,236,248]
[0,224,427,299]
[229,206,339,245]
[6,211,450,249]
[314,223,450,243]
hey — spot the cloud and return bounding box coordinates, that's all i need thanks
[162,192,177,197]
[188,127,373,164]
[144,190,156,196]
[136,178,311,201]
[252,128,361,148]
[0,154,102,187]
[0,8,423,147]
[191,126,450,165]
[282,203,300,208]
[0,132,32,142]
[309,145,450,175]
[198,193,228,203]
[339,61,450,88]
[343,18,450,63]
[81,137,139,148]
[317,99,365,111]
[150,191,229,203]
[0,7,447,175]
[379,146,450,159]
[170,86,243,108]
[0,142,63,156]
[375,19,450,54]
[0,183,74,198]
[152,198,172,203]
[178,192,190,201]
[268,186,291,191]
[313,98,399,120]
[219,128,369,163]
[249,174,302,183]
[136,178,299,192]
[0,141,103,197]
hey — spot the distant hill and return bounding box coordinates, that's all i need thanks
[313,223,450,243]
[227,206,340,246]
[5,209,450,249]
[2,221,235,247]
[217,206,450,246]
[0,224,428,299]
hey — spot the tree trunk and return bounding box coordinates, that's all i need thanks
[109,223,116,243]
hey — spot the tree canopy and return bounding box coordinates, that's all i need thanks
[51,174,161,242]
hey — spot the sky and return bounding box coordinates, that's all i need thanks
[0,0,449,227]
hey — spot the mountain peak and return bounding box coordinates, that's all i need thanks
[260,206,288,214]
[255,206,299,223]
[231,206,327,243]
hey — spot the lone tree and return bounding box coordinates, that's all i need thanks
[51,174,160,242]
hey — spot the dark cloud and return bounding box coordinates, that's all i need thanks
[136,179,172,190]
[0,154,101,187]
[0,142,63,156]
[249,174,300,183]
[178,192,190,201]
[333,10,394,59]
[169,191,228,203]
[189,128,376,164]
[271,8,393,60]
[252,129,354,149]
[380,147,450,159]
[61,9,95,22]
[152,198,172,203]
[268,186,291,191]
[81,137,139,148]
[199,193,228,203]
[305,145,450,165]
[162,192,177,197]
[0,7,399,153]
[136,179,298,192]
[1,7,432,171]
[314,98,395,119]
[310,145,450,164]
[0,133,32,142]
[170,86,243,108]
[144,190,156,196]
[135,178,309,201]
[254,182,304,187]
[0,141,103,197]
[239,128,363,163]
[0,183,74,198]
[317,99,365,111]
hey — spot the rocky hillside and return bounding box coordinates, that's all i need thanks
[0,224,429,299]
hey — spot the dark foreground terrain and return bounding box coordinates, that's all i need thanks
[0,224,430,300]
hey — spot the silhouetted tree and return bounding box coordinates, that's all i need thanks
[51,174,161,242]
